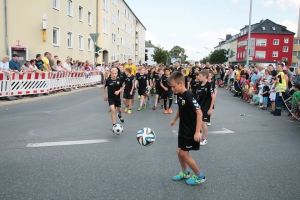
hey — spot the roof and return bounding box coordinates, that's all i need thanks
[241,19,295,35]
[145,41,156,48]
[123,0,146,30]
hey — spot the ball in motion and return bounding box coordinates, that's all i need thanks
[112,124,123,135]
[136,127,156,146]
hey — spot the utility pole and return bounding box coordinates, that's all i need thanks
[246,0,252,67]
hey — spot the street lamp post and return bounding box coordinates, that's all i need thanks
[246,0,253,67]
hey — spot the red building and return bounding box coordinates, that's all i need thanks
[235,19,294,66]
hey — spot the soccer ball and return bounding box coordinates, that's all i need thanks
[112,124,123,135]
[136,127,156,146]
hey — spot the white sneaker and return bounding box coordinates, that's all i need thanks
[206,122,211,126]
[200,139,207,146]
[175,100,178,104]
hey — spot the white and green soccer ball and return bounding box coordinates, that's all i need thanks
[136,127,156,146]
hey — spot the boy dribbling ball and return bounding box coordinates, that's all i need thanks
[102,68,125,129]
[169,71,206,185]
[123,68,135,114]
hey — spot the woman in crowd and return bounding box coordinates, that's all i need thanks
[29,59,43,74]
[21,61,34,73]
[0,55,12,76]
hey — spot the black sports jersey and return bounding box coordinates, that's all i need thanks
[161,75,171,91]
[173,67,183,73]
[190,80,200,96]
[177,90,200,137]
[208,81,216,91]
[154,75,162,89]
[124,75,134,93]
[119,72,126,83]
[191,66,201,74]
[196,82,214,111]
[104,77,122,99]
[136,73,148,89]
[184,76,189,89]
[188,70,199,82]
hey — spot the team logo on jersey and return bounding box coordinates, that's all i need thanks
[205,88,207,92]
[117,82,120,85]
[182,100,185,106]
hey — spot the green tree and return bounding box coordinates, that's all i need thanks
[152,47,169,64]
[169,46,188,64]
[201,56,210,64]
[209,49,227,64]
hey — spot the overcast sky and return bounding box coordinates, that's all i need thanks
[126,0,299,60]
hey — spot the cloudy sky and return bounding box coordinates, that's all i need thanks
[126,0,299,61]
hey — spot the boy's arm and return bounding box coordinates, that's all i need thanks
[194,109,202,142]
[102,86,107,101]
[130,80,135,94]
[170,110,179,126]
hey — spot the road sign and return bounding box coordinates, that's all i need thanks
[89,33,100,43]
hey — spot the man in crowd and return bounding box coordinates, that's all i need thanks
[35,54,44,72]
[63,58,72,72]
[9,54,23,75]
[42,52,52,72]
[268,64,277,77]
[124,59,136,77]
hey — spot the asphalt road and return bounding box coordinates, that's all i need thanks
[0,87,299,200]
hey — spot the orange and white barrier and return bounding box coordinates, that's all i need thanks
[0,71,102,98]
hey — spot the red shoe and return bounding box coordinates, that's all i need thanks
[164,110,168,114]
[168,108,173,114]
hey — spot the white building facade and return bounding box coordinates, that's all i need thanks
[145,40,156,66]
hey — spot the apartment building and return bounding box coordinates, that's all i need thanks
[0,0,97,65]
[97,0,146,64]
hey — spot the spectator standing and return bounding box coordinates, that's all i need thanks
[288,84,300,122]
[42,52,52,72]
[9,54,23,75]
[63,58,72,72]
[49,53,56,71]
[35,54,44,71]
[272,64,286,116]
[0,55,12,76]
[250,69,258,85]
[29,59,42,74]
[21,61,34,73]
[260,79,270,110]
[268,64,277,77]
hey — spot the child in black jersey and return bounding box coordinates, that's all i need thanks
[102,68,125,129]
[207,72,217,126]
[181,69,190,90]
[196,70,214,146]
[168,72,206,185]
[160,67,173,114]
[190,72,200,97]
[152,68,163,110]
[123,68,135,114]
[135,66,150,111]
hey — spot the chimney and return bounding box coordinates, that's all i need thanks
[298,4,300,37]
[149,40,151,44]
[226,34,232,40]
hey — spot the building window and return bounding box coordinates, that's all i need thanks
[67,0,73,16]
[243,51,245,58]
[79,35,83,50]
[79,6,83,22]
[52,0,60,10]
[256,39,267,46]
[282,57,288,62]
[283,46,288,52]
[102,18,108,34]
[52,26,60,46]
[272,27,276,31]
[273,39,279,45]
[88,38,91,51]
[88,12,92,25]
[112,0,116,6]
[262,26,265,31]
[284,38,289,43]
[112,14,116,24]
[272,51,278,57]
[293,51,300,57]
[255,51,266,59]
[103,0,108,11]
[67,32,72,48]
[294,39,300,45]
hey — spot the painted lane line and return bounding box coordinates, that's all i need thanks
[209,128,235,134]
[26,139,109,148]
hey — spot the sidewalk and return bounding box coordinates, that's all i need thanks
[0,85,103,108]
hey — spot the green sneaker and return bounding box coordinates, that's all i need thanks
[137,107,142,111]
[172,171,190,181]
[143,104,147,109]
[186,174,206,185]
[124,107,128,113]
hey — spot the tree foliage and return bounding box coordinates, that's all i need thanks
[201,56,210,64]
[169,46,188,63]
[209,49,227,64]
[152,47,169,64]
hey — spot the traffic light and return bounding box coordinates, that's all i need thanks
[95,45,102,58]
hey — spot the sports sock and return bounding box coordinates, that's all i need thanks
[113,124,115,126]
[169,99,173,108]
[164,100,167,110]
[196,172,204,177]
[182,169,189,174]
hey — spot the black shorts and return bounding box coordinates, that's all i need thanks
[123,91,133,99]
[178,135,200,151]
[108,98,121,107]
[161,90,173,99]
[202,110,210,122]
[138,88,147,96]
[230,78,234,83]
[156,88,162,95]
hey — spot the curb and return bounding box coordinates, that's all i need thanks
[0,85,104,108]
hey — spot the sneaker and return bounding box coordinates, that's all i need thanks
[186,174,206,185]
[200,139,207,146]
[164,110,168,114]
[118,114,124,123]
[124,107,128,113]
[147,99,151,105]
[168,108,173,114]
[127,109,132,114]
[143,104,147,109]
[161,105,164,109]
[175,100,178,104]
[138,95,141,99]
[206,122,211,126]
[152,106,157,110]
[172,171,190,181]
[137,107,142,111]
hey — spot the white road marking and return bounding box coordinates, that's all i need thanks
[209,128,235,134]
[26,139,109,148]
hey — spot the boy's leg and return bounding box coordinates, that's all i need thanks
[179,150,200,174]
[177,148,188,171]
[115,100,124,123]
[168,92,173,113]
[110,105,116,125]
